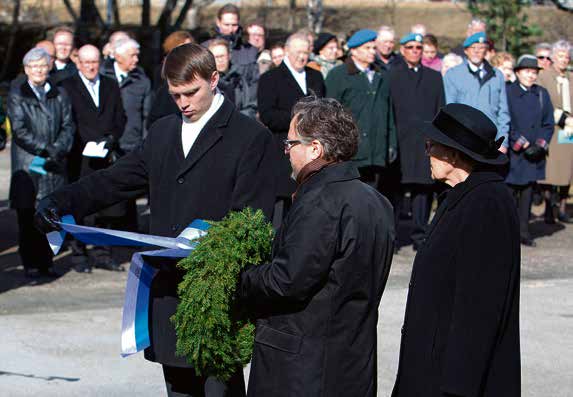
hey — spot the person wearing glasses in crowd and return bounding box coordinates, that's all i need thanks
[7,48,75,278]
[444,32,510,154]
[537,39,573,224]
[535,42,553,70]
[307,32,342,79]
[505,55,554,247]
[240,97,395,396]
[390,33,445,252]
[392,104,521,397]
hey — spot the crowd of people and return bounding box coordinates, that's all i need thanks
[2,3,570,396]
[1,4,572,277]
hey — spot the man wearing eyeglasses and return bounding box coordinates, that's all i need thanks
[535,42,553,70]
[444,32,510,154]
[389,33,445,252]
[240,96,395,396]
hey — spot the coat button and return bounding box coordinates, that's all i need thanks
[401,325,405,335]
[177,178,184,184]
[171,224,179,231]
[409,281,414,288]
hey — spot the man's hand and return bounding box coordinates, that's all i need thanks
[34,197,63,233]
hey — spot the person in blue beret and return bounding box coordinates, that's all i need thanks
[444,32,511,154]
[325,29,398,203]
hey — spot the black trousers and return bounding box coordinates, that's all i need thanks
[162,365,246,397]
[508,183,533,238]
[16,208,53,271]
[400,184,434,248]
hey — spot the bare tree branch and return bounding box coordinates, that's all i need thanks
[62,0,78,22]
[174,0,194,30]
[0,0,21,81]
[141,0,150,27]
[156,0,178,30]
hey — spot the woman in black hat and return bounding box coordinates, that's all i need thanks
[506,54,555,247]
[392,103,521,397]
[307,32,342,79]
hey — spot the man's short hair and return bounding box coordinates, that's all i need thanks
[377,26,395,39]
[246,20,265,33]
[217,3,240,20]
[207,38,230,53]
[114,38,140,56]
[23,48,50,67]
[162,43,216,86]
[535,42,552,54]
[285,33,310,48]
[163,30,195,54]
[292,97,359,162]
[552,39,571,58]
[53,26,74,38]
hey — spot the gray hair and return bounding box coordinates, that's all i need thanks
[23,47,51,67]
[114,38,140,56]
[377,25,395,39]
[285,33,310,48]
[291,97,358,162]
[443,52,463,66]
[535,42,552,53]
[468,18,486,30]
[552,39,571,58]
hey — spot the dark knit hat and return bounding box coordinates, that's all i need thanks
[314,32,337,54]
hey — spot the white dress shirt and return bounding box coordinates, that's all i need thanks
[114,61,129,84]
[54,60,68,71]
[468,61,485,79]
[284,56,307,94]
[79,72,100,108]
[181,91,225,158]
[353,60,375,83]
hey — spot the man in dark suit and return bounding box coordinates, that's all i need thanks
[257,32,325,227]
[36,43,276,397]
[390,33,445,251]
[59,44,127,272]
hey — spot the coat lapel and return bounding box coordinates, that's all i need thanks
[73,73,99,112]
[98,76,110,114]
[176,99,234,178]
[279,62,305,96]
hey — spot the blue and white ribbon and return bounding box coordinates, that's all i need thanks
[46,217,210,356]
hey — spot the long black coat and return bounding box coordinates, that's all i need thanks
[392,170,521,397]
[8,82,74,209]
[390,62,445,184]
[59,73,126,180]
[48,98,276,367]
[240,162,395,396]
[257,62,325,197]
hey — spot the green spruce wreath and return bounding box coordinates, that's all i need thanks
[172,207,274,381]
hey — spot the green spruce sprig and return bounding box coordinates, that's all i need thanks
[172,208,274,381]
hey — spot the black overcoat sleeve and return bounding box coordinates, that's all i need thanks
[257,71,291,133]
[440,195,520,396]
[48,132,150,219]
[110,80,127,140]
[229,126,276,220]
[240,200,337,304]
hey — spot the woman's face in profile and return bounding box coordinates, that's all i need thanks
[426,140,455,182]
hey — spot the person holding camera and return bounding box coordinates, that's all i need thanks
[506,54,554,247]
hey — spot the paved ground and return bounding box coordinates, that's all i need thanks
[0,146,571,396]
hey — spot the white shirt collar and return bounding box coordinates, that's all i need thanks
[78,72,100,107]
[181,90,225,157]
[54,59,68,70]
[28,81,51,100]
[468,61,484,72]
[283,56,307,94]
[113,61,129,83]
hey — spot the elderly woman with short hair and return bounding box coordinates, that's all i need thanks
[7,47,75,277]
[393,104,521,397]
[537,39,573,224]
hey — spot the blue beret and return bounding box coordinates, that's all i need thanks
[399,33,423,45]
[347,29,377,49]
[463,32,487,48]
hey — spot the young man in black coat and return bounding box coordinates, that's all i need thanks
[257,32,325,227]
[36,43,276,397]
[241,97,395,396]
[59,44,127,273]
[390,33,445,251]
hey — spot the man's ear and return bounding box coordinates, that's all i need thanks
[210,71,219,91]
[310,139,324,160]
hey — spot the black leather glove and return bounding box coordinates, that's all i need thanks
[523,144,547,163]
[44,159,66,174]
[34,197,63,233]
[102,134,118,151]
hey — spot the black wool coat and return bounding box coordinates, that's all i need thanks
[48,98,276,367]
[257,62,325,197]
[390,62,445,184]
[59,73,127,181]
[241,162,395,397]
[392,170,521,397]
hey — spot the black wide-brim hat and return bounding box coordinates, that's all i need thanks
[423,103,508,165]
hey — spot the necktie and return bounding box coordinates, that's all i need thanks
[120,74,127,83]
[37,85,46,102]
[89,80,98,107]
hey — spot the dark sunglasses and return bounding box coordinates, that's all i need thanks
[283,139,304,151]
[537,56,551,61]
[404,45,423,50]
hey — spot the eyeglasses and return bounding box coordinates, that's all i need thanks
[283,139,305,151]
[537,56,551,61]
[404,45,423,51]
[26,64,49,70]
